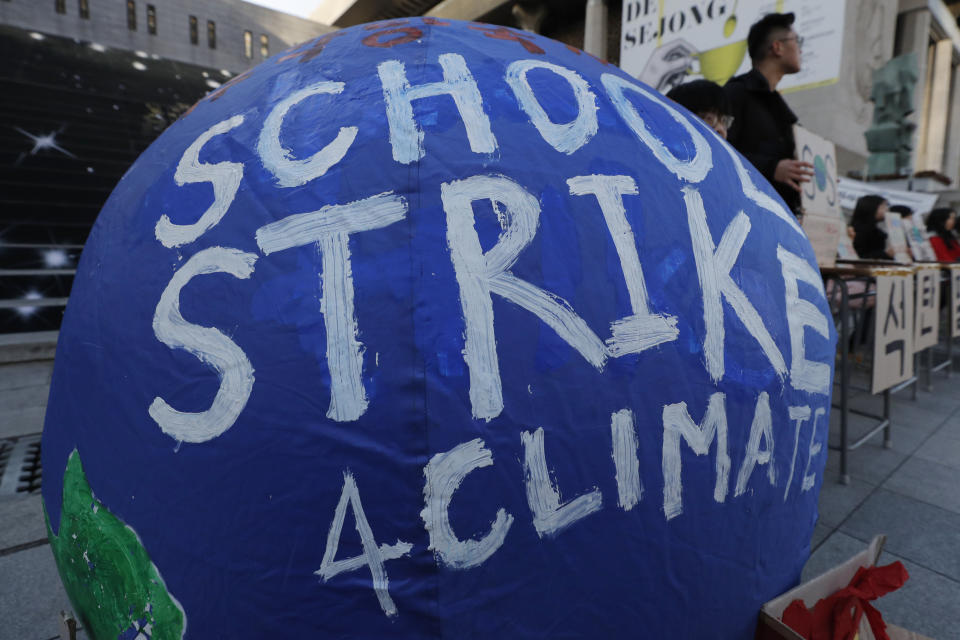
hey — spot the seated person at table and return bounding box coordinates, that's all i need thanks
[926,207,960,262]
[851,194,893,260]
[666,80,733,139]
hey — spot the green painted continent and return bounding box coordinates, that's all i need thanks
[45,450,185,640]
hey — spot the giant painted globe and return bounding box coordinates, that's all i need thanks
[42,19,836,639]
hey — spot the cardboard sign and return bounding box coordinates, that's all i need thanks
[901,215,936,262]
[884,216,912,264]
[950,266,960,339]
[757,535,933,640]
[40,19,837,640]
[801,213,844,267]
[873,272,915,393]
[620,0,846,93]
[794,126,841,219]
[837,230,857,260]
[913,266,940,350]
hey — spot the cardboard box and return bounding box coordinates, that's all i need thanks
[756,535,933,640]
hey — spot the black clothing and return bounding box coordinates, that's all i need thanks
[724,69,800,213]
[852,224,889,260]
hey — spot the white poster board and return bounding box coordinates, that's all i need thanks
[872,271,915,394]
[794,126,840,218]
[620,0,846,93]
[884,216,912,264]
[913,266,940,351]
[901,215,937,262]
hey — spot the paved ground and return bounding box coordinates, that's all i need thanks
[1,350,958,639]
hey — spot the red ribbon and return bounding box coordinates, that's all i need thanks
[782,561,909,640]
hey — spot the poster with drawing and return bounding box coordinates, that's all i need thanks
[620,0,846,94]
[872,272,914,393]
[901,215,936,262]
[794,126,840,218]
[884,216,912,264]
[914,266,940,351]
[801,213,843,267]
[837,231,857,260]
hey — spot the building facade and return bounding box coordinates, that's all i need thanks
[0,0,333,73]
[397,0,960,207]
[784,0,960,206]
[0,1,333,335]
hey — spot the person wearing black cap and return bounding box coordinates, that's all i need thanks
[666,79,733,139]
[724,12,813,215]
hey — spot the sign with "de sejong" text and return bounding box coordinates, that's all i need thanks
[620,0,846,94]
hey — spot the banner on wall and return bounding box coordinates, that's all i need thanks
[837,177,940,216]
[620,0,846,94]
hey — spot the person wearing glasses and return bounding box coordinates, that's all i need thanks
[666,79,734,139]
[724,12,813,216]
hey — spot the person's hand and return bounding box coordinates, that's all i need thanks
[774,159,815,191]
[886,247,896,258]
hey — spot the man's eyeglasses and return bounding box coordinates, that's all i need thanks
[700,112,735,131]
[777,35,804,48]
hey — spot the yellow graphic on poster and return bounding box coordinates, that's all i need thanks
[620,0,845,94]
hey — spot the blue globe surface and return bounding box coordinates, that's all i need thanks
[42,18,836,639]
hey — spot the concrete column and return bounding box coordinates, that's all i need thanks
[894,7,932,174]
[583,0,608,59]
[919,39,952,173]
[944,62,960,185]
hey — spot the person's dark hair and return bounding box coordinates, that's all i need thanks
[926,207,957,240]
[748,12,795,62]
[888,204,913,218]
[851,194,887,230]
[665,80,731,118]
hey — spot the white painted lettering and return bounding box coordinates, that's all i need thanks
[421,439,514,569]
[611,408,642,510]
[316,472,413,617]
[258,82,358,187]
[684,187,787,382]
[802,408,826,492]
[155,115,245,248]
[149,247,257,443]
[256,192,408,422]
[522,427,602,537]
[778,246,831,394]
[734,392,776,496]
[600,73,712,183]
[378,53,497,164]
[442,174,607,420]
[505,59,598,154]
[784,406,811,500]
[568,174,679,355]
[662,392,728,520]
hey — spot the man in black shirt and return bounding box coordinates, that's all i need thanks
[724,12,813,215]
